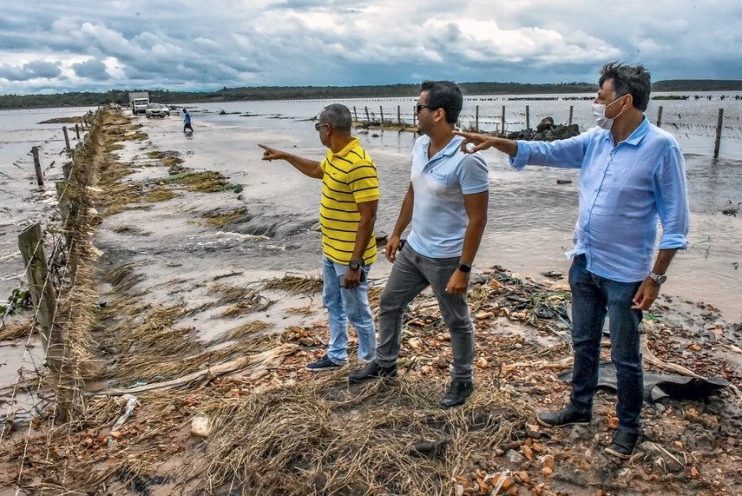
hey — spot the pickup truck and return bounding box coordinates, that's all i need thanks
[145,104,170,118]
[129,92,150,115]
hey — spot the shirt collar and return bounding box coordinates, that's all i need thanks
[331,137,360,158]
[602,116,650,147]
[419,134,464,159]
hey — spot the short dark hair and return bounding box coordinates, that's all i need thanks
[420,81,463,124]
[599,62,651,111]
[320,103,352,133]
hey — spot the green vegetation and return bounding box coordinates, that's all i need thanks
[2,80,740,110]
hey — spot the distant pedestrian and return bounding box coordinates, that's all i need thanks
[453,62,690,459]
[183,109,193,133]
[258,103,379,371]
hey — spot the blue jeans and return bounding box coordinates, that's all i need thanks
[322,258,376,364]
[569,255,644,435]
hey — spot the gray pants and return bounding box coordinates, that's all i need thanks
[376,244,475,381]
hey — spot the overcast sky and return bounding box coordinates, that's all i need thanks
[1,0,740,94]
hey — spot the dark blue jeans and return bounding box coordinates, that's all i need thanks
[569,255,643,435]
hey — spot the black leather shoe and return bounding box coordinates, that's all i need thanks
[440,380,474,408]
[536,404,592,428]
[605,430,640,459]
[348,360,397,385]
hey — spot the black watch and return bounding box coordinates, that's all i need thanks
[349,259,363,271]
[458,263,471,273]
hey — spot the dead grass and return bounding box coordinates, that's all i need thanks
[142,187,178,203]
[202,207,247,228]
[0,320,35,340]
[173,170,231,193]
[162,157,183,168]
[192,376,524,495]
[263,273,324,295]
[112,225,151,236]
[210,321,272,345]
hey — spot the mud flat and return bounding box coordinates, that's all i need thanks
[0,108,740,495]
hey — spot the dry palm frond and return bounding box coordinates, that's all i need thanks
[263,273,323,295]
[210,321,271,345]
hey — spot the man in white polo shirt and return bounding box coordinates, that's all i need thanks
[349,81,489,408]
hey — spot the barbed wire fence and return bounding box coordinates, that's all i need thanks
[345,98,740,158]
[0,108,104,494]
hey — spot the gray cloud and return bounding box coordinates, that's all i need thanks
[0,1,740,94]
[72,59,110,80]
[0,60,61,81]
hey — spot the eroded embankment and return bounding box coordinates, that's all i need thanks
[1,109,740,496]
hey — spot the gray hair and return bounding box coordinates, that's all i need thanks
[320,104,352,133]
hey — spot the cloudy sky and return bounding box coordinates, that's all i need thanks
[1,0,740,94]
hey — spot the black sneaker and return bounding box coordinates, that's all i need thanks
[306,355,343,372]
[348,360,397,384]
[440,380,474,408]
[536,404,592,428]
[605,430,640,459]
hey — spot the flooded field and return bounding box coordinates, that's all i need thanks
[0,96,740,495]
[1,95,740,329]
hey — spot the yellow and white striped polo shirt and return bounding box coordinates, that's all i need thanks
[319,138,379,265]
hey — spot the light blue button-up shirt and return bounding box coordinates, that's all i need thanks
[511,117,689,283]
[407,135,489,258]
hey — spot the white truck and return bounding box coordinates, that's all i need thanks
[128,92,150,115]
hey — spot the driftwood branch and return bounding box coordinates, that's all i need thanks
[92,344,298,396]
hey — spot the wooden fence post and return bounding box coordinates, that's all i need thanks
[397,105,401,126]
[379,106,384,126]
[501,105,506,134]
[413,106,417,128]
[568,106,574,126]
[62,126,71,153]
[75,124,80,139]
[714,108,724,158]
[657,106,663,127]
[18,224,62,374]
[62,161,72,182]
[353,106,358,121]
[365,106,370,123]
[525,105,530,130]
[31,146,44,187]
[475,105,479,132]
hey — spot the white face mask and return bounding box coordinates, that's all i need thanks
[591,96,625,130]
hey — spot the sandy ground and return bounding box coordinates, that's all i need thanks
[0,109,740,495]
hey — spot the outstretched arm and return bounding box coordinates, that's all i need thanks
[258,144,323,179]
[453,131,518,156]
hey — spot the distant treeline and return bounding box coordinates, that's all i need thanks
[2,80,741,110]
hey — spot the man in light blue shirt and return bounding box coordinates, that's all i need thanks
[349,81,489,408]
[455,63,689,459]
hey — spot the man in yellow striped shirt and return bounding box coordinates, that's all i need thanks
[259,103,379,371]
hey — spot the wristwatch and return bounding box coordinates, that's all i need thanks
[648,271,667,285]
[458,263,472,273]
[349,259,363,271]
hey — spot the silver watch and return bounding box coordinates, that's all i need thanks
[648,272,667,285]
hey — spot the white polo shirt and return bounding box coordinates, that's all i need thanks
[406,135,489,259]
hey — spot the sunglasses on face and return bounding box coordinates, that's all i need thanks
[416,104,435,113]
[314,122,330,131]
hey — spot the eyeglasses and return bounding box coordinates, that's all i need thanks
[416,104,434,113]
[314,122,330,131]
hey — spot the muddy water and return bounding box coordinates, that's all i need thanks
[143,97,741,321]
